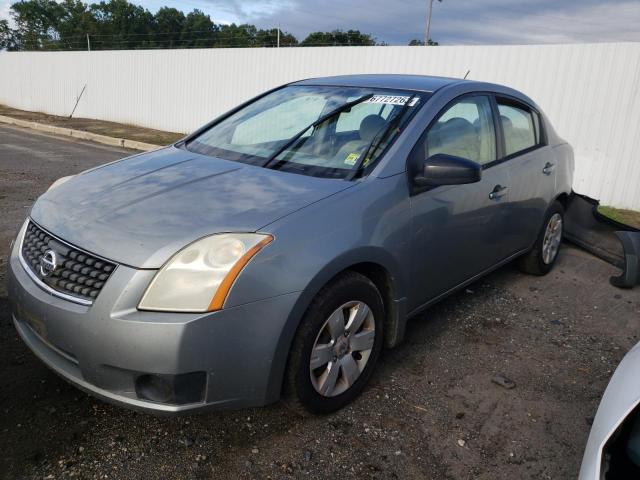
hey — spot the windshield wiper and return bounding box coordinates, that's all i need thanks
[345,94,418,181]
[262,93,374,168]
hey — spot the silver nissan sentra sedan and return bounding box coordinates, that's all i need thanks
[7,75,574,414]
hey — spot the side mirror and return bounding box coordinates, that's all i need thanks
[414,153,481,188]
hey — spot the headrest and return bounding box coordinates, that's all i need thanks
[359,115,386,142]
[500,115,513,130]
[443,117,475,137]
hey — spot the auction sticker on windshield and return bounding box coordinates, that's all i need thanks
[365,95,419,106]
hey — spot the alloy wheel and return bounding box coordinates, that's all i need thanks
[309,301,376,397]
[542,213,563,264]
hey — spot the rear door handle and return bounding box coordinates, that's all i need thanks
[543,162,555,175]
[489,185,508,200]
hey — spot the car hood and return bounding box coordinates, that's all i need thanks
[31,146,352,268]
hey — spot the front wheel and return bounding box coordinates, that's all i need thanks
[283,272,384,415]
[517,201,564,275]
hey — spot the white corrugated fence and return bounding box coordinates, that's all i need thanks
[0,43,639,209]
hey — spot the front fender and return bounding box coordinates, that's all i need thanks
[227,175,412,404]
[225,175,411,307]
[261,245,408,404]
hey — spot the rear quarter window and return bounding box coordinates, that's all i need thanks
[497,100,543,156]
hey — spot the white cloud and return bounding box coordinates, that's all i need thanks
[433,0,640,45]
[0,0,12,24]
[135,0,293,24]
[228,0,640,45]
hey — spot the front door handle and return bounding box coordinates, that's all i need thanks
[489,185,508,200]
[543,162,555,175]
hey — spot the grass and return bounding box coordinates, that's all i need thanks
[597,205,640,230]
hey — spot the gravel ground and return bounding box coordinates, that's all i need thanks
[1,124,639,479]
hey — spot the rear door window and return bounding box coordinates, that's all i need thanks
[497,100,542,156]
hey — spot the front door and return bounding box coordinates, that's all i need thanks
[408,94,512,311]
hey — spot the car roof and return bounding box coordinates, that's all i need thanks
[290,74,466,93]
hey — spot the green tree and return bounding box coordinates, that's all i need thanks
[252,27,297,47]
[217,23,254,48]
[153,7,184,48]
[254,27,277,47]
[301,29,375,46]
[89,0,155,50]
[5,0,382,51]
[57,0,99,49]
[408,38,439,46]
[10,0,64,50]
[1,19,18,50]
[180,9,216,48]
[277,30,297,47]
[214,24,297,48]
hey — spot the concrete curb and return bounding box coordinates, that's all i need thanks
[0,115,161,151]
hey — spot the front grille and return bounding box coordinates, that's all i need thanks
[21,221,117,303]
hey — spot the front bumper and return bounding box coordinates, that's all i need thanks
[7,229,300,414]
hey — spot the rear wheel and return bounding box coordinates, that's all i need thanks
[284,272,384,415]
[517,201,564,275]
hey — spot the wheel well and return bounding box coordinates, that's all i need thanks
[555,192,569,210]
[272,261,403,404]
[343,262,399,349]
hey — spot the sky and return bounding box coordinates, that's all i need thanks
[2,0,640,45]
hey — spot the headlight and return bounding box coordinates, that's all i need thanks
[138,233,273,313]
[47,175,74,192]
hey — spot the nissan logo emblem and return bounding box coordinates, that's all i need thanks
[39,250,59,277]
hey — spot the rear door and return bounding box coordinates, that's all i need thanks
[408,94,512,310]
[494,96,556,252]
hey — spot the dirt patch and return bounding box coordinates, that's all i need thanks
[0,104,184,146]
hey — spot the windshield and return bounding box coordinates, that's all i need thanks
[185,85,427,179]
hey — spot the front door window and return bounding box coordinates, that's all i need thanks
[426,96,496,166]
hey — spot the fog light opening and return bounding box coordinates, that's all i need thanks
[135,374,173,403]
[134,371,207,405]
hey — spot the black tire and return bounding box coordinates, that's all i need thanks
[283,271,385,415]
[517,201,565,275]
